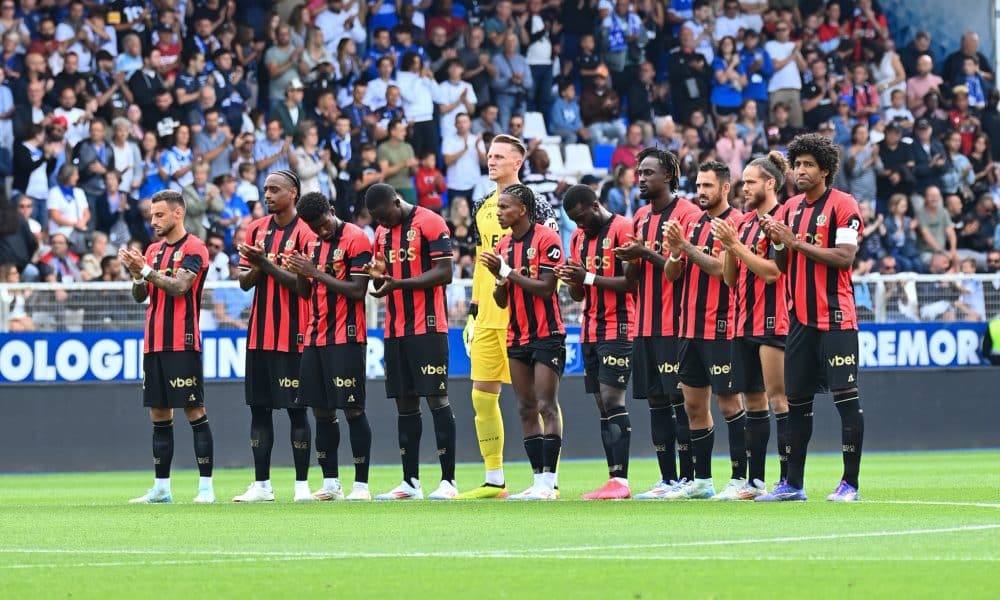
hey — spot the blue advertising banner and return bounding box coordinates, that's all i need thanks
[0,323,988,384]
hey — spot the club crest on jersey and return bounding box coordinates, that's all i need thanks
[173,251,182,262]
[602,238,612,249]
[816,215,827,226]
[406,229,417,241]
[526,247,536,259]
[333,249,344,260]
[285,239,295,251]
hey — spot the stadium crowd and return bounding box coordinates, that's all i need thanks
[1,0,1000,332]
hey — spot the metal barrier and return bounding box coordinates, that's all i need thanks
[1,274,999,334]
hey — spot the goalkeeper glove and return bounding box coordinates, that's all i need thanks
[463,304,477,357]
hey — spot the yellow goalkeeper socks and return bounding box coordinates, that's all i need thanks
[472,388,504,473]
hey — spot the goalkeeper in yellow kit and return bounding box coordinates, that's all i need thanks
[456,134,559,499]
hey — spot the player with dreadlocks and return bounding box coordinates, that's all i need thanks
[613,147,703,500]
[480,184,566,501]
[233,169,318,503]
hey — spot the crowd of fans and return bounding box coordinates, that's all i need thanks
[1,0,999,332]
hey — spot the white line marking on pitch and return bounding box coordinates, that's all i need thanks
[1,523,997,566]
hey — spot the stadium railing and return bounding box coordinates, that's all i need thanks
[2,274,998,334]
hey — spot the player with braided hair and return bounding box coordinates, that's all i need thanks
[479,184,566,501]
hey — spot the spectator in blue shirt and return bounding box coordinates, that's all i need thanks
[739,29,772,105]
[549,79,588,144]
[363,27,396,80]
[711,36,747,117]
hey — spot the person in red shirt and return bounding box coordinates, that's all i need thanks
[414,151,447,212]
[609,123,645,173]
[557,184,636,500]
[613,147,702,500]
[119,189,214,504]
[760,133,865,503]
[364,183,459,501]
[232,170,316,504]
[287,192,375,502]
[480,184,565,501]
[712,151,792,499]
[664,161,746,501]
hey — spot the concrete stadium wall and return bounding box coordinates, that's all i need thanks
[0,369,996,473]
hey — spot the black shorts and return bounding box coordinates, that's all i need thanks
[143,351,204,409]
[245,350,302,409]
[631,336,681,399]
[508,335,566,376]
[582,341,633,393]
[299,344,367,410]
[384,333,449,398]
[678,338,734,393]
[785,319,859,397]
[731,336,786,394]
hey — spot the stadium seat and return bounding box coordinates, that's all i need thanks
[564,143,607,177]
[592,144,615,171]
[523,111,549,140]
[540,143,566,175]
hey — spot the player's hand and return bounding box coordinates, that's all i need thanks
[238,241,267,266]
[711,218,739,248]
[118,248,145,277]
[369,275,396,298]
[363,253,387,278]
[284,251,317,277]
[762,219,795,247]
[613,234,646,262]
[665,220,686,252]
[462,311,475,356]
[555,260,586,286]
[478,251,502,277]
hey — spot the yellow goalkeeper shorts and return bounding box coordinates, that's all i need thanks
[470,327,511,384]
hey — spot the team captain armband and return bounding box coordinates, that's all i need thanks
[835,227,859,246]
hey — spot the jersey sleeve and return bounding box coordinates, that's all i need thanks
[423,212,453,258]
[180,249,205,275]
[348,230,374,274]
[835,195,863,246]
[537,230,563,272]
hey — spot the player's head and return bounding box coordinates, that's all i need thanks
[695,161,731,211]
[562,184,604,235]
[496,184,536,230]
[296,191,338,239]
[743,151,789,210]
[265,169,300,214]
[787,132,839,192]
[636,147,680,200]
[365,183,404,228]
[149,190,185,238]
[487,134,526,184]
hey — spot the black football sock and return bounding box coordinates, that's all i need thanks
[650,404,677,483]
[725,409,748,480]
[431,404,457,482]
[542,434,562,476]
[745,410,771,484]
[599,410,613,476]
[671,394,693,481]
[249,406,274,482]
[524,435,544,474]
[152,419,174,479]
[288,408,311,481]
[786,396,814,490]
[774,411,790,481]
[314,414,340,479]
[690,427,714,480]
[190,415,213,477]
[834,391,865,489]
[347,413,372,484]
[398,411,422,484]
[606,406,631,480]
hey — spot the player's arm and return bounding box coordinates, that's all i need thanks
[507,268,558,297]
[146,266,199,297]
[557,260,635,299]
[238,266,260,290]
[767,215,859,271]
[130,278,149,303]
[492,279,508,309]
[397,256,454,289]
[238,242,301,294]
[714,218,779,285]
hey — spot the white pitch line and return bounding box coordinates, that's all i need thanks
[866,500,1000,509]
[2,523,997,564]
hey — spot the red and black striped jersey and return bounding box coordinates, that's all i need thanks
[781,187,863,331]
[496,223,566,346]
[143,234,208,354]
[678,207,742,340]
[570,214,635,343]
[305,221,373,346]
[241,215,316,353]
[733,205,790,337]
[632,197,702,338]
[373,206,453,338]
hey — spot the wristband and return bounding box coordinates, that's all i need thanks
[498,260,512,280]
[132,277,145,285]
[140,265,153,279]
[668,253,683,263]
[773,243,785,251]
[583,272,596,286]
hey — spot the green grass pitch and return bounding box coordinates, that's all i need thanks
[1,451,997,599]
